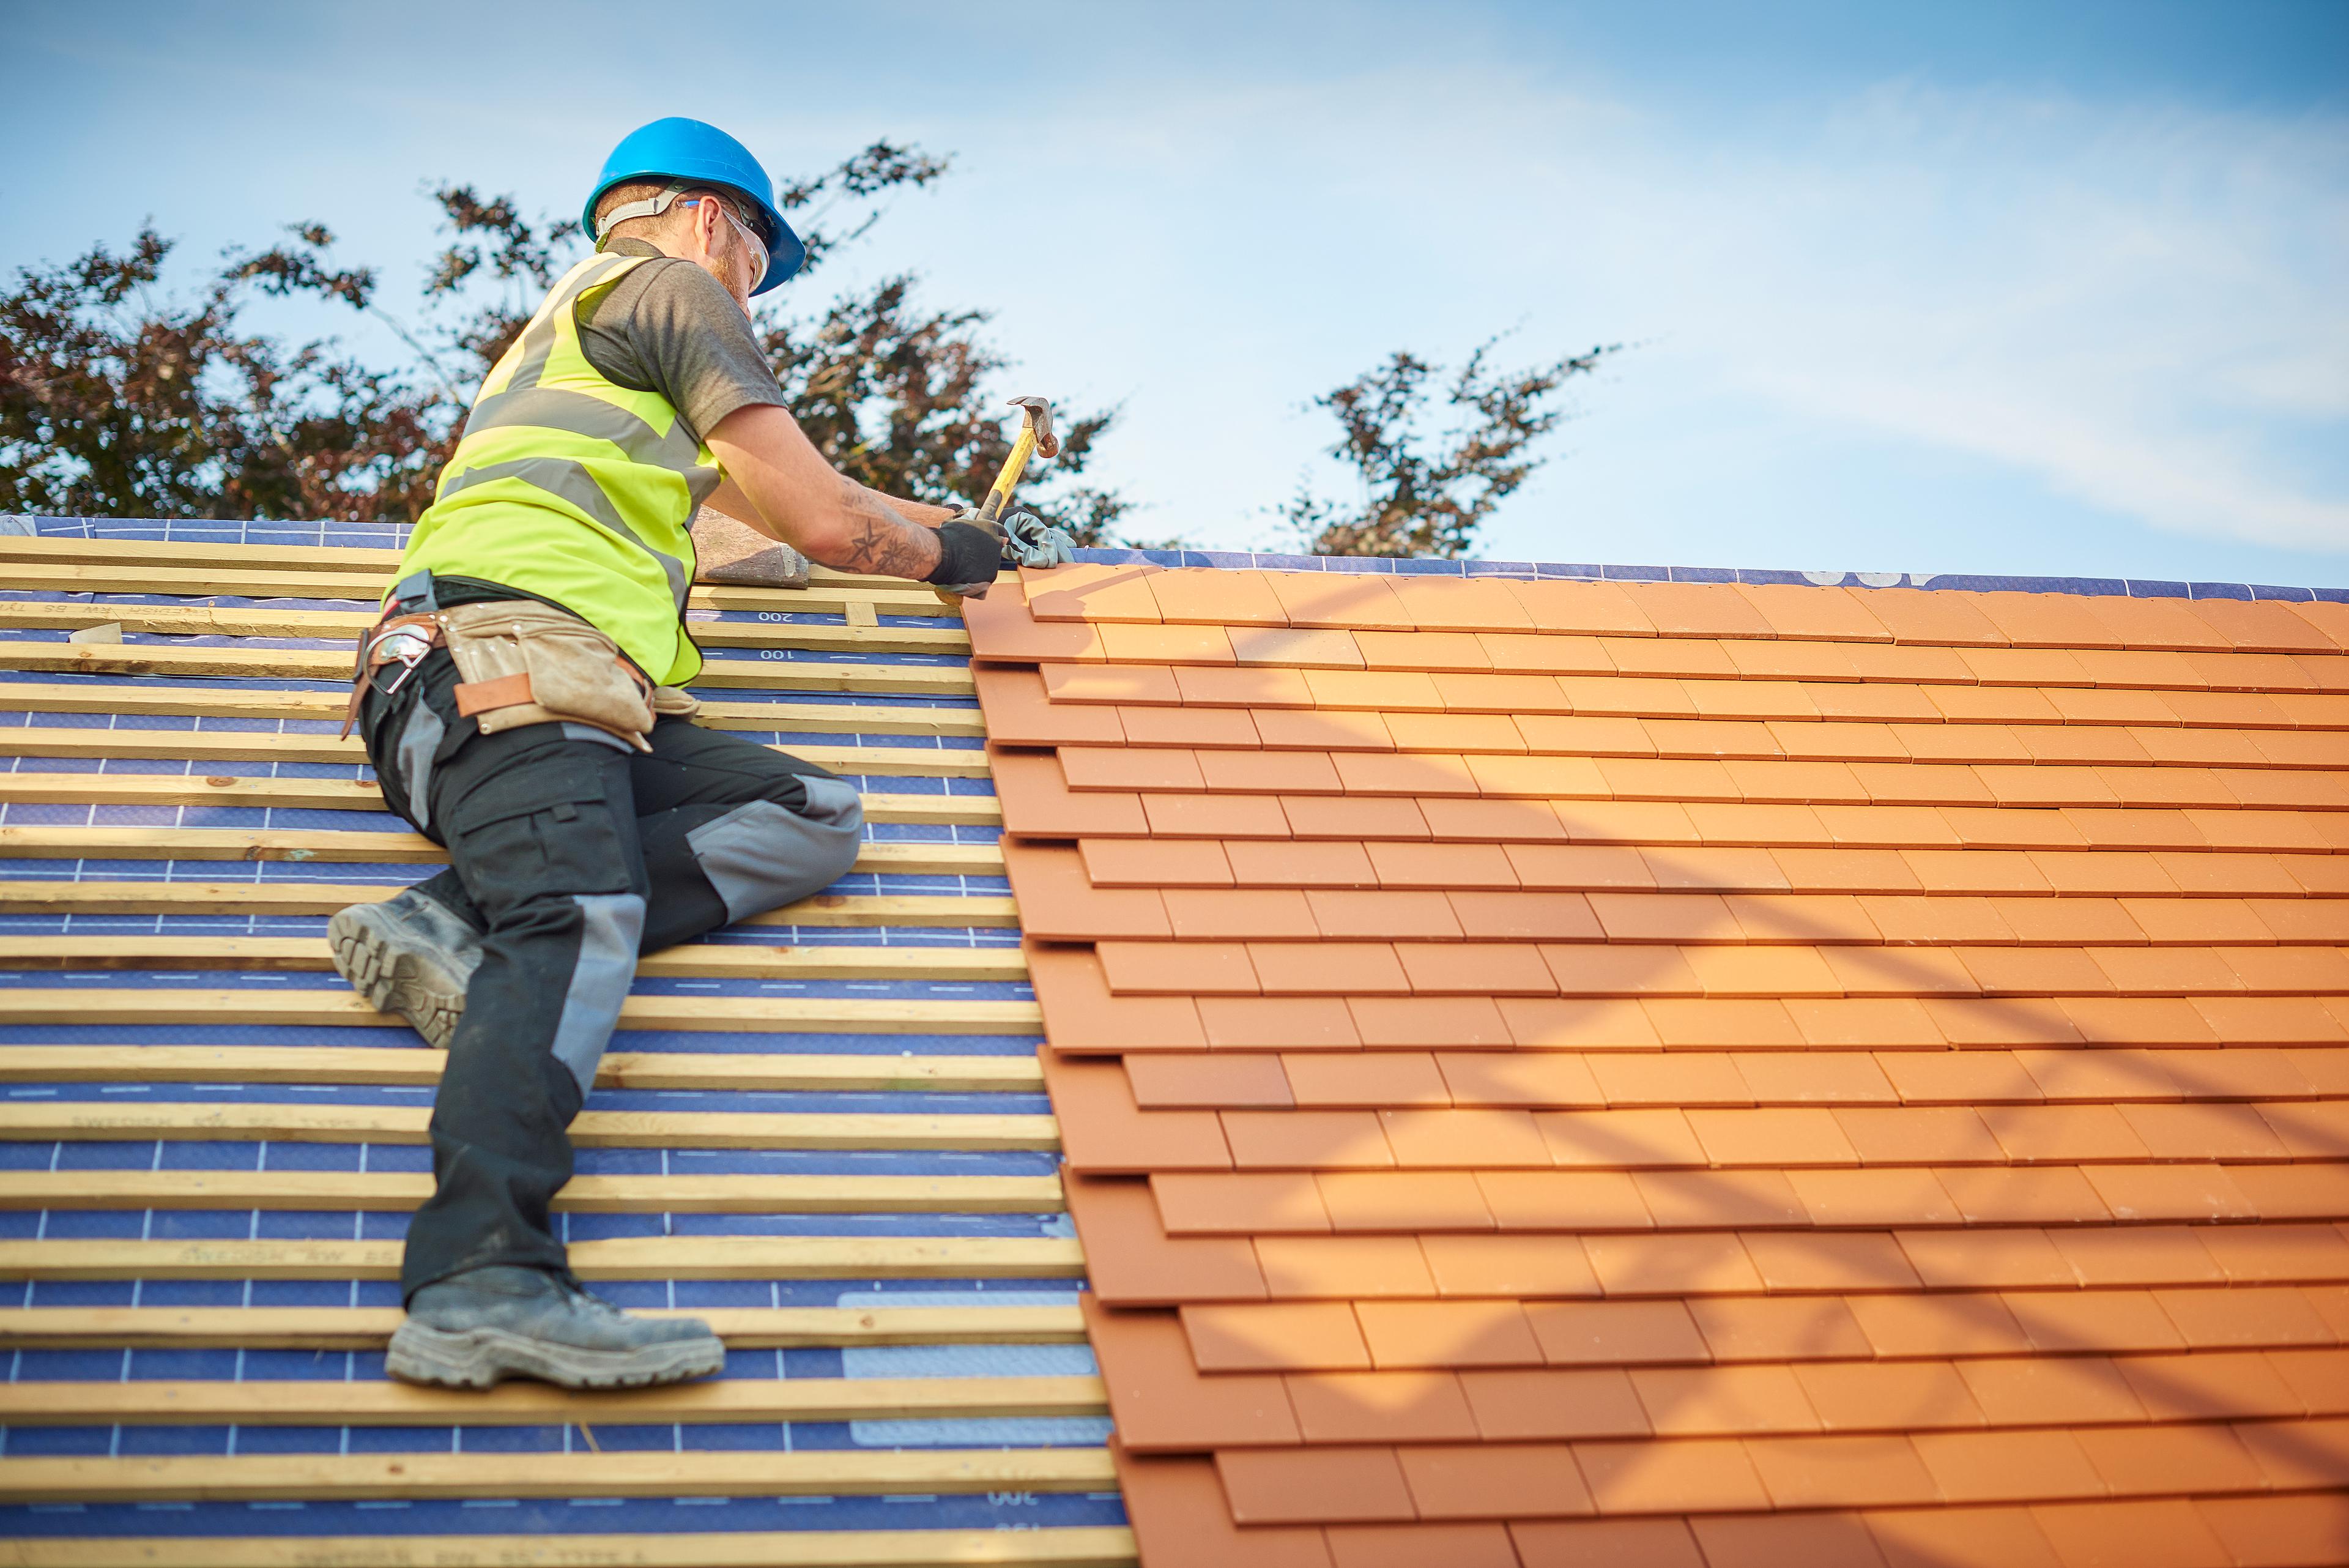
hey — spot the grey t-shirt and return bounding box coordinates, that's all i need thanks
[574,237,786,445]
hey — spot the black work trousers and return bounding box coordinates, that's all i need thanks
[359,645,864,1299]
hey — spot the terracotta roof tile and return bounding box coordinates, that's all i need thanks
[1902,1229,2076,1290]
[1787,1167,1964,1227]
[1390,945,1559,992]
[1223,838,1378,886]
[1317,1170,1494,1232]
[2002,1289,2186,1352]
[1353,630,1495,673]
[1199,994,1360,1048]
[1576,1435,1774,1512]
[1794,1361,1986,1432]
[1538,1107,1709,1169]
[1476,632,1617,674]
[2150,1286,2339,1350]
[960,578,1107,660]
[1099,939,1260,994]
[1584,1232,1766,1295]
[1028,940,1206,1050]
[1249,941,1411,995]
[1354,1300,1542,1369]
[1266,573,1414,631]
[2197,1495,2349,1568]
[1381,1108,1554,1167]
[1083,1298,1299,1449]
[1938,1166,2112,1225]
[1283,1369,1482,1442]
[1222,1109,1393,1170]
[1044,1051,1231,1172]
[1004,839,1171,939]
[1174,663,1315,705]
[1478,1170,1653,1232]
[1181,1302,1368,1372]
[1787,997,1946,1049]
[1463,1367,1657,1438]
[1282,1052,1448,1109]
[1256,1235,1434,1298]
[1605,635,1743,680]
[975,664,1127,745]
[1230,625,1368,669]
[1305,889,1466,940]
[1066,1172,1266,1302]
[1395,1441,1590,1517]
[1098,622,1238,664]
[1152,1172,1328,1233]
[1023,562,1164,622]
[1327,1523,1521,1568]
[1127,1052,1296,1109]
[1635,1169,1808,1228]
[1829,1107,2009,1170]
[1632,1364,1822,1435]
[1420,1233,1604,1296]
[1348,995,1516,1049]
[1080,835,1236,886]
[2233,1414,2349,1489]
[1197,749,1345,793]
[1167,888,1321,940]
[2081,1422,2271,1499]
[1113,1451,1333,1568]
[1689,1296,1874,1365]
[993,746,1148,836]
[1741,1434,1940,1508]
[1141,790,1291,839]
[1215,1445,1414,1523]
[1913,1427,2107,1504]
[2116,1348,2308,1419]
[2188,596,2339,655]
[2028,1499,2233,1568]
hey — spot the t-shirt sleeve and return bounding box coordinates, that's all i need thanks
[574,258,787,447]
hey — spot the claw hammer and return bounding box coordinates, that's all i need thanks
[976,396,1058,524]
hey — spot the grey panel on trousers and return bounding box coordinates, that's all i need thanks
[549,891,645,1096]
[682,779,865,923]
[395,700,448,831]
[560,721,634,754]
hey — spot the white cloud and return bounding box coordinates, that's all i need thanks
[892,64,2349,559]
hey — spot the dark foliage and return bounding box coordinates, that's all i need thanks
[1285,336,1621,558]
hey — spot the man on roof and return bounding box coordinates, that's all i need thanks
[327,117,1073,1392]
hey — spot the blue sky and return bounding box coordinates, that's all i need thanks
[8,1,2346,584]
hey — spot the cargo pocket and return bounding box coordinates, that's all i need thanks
[446,769,636,906]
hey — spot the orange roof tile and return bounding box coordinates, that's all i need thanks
[990,565,2349,1555]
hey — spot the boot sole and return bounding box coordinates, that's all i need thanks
[327,905,467,1050]
[385,1320,726,1390]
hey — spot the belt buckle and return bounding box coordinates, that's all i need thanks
[367,626,434,699]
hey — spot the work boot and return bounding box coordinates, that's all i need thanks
[387,1265,726,1389]
[327,886,481,1049]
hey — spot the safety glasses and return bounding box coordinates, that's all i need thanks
[681,195,768,295]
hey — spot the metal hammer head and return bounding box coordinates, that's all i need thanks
[1009,396,1059,458]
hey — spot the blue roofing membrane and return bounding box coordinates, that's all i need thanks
[0,515,1119,1545]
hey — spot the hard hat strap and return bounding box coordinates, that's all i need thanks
[592,180,691,243]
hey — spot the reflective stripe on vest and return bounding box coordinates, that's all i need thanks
[392,252,722,685]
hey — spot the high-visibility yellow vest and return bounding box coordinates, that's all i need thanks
[395,251,719,685]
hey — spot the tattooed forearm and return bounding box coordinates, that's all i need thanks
[826,483,943,579]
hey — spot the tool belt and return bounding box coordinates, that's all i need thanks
[345,598,697,752]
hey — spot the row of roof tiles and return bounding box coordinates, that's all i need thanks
[1001,567,2349,652]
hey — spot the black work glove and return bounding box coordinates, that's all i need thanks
[924,518,1008,598]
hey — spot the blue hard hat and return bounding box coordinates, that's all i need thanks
[584,118,804,294]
